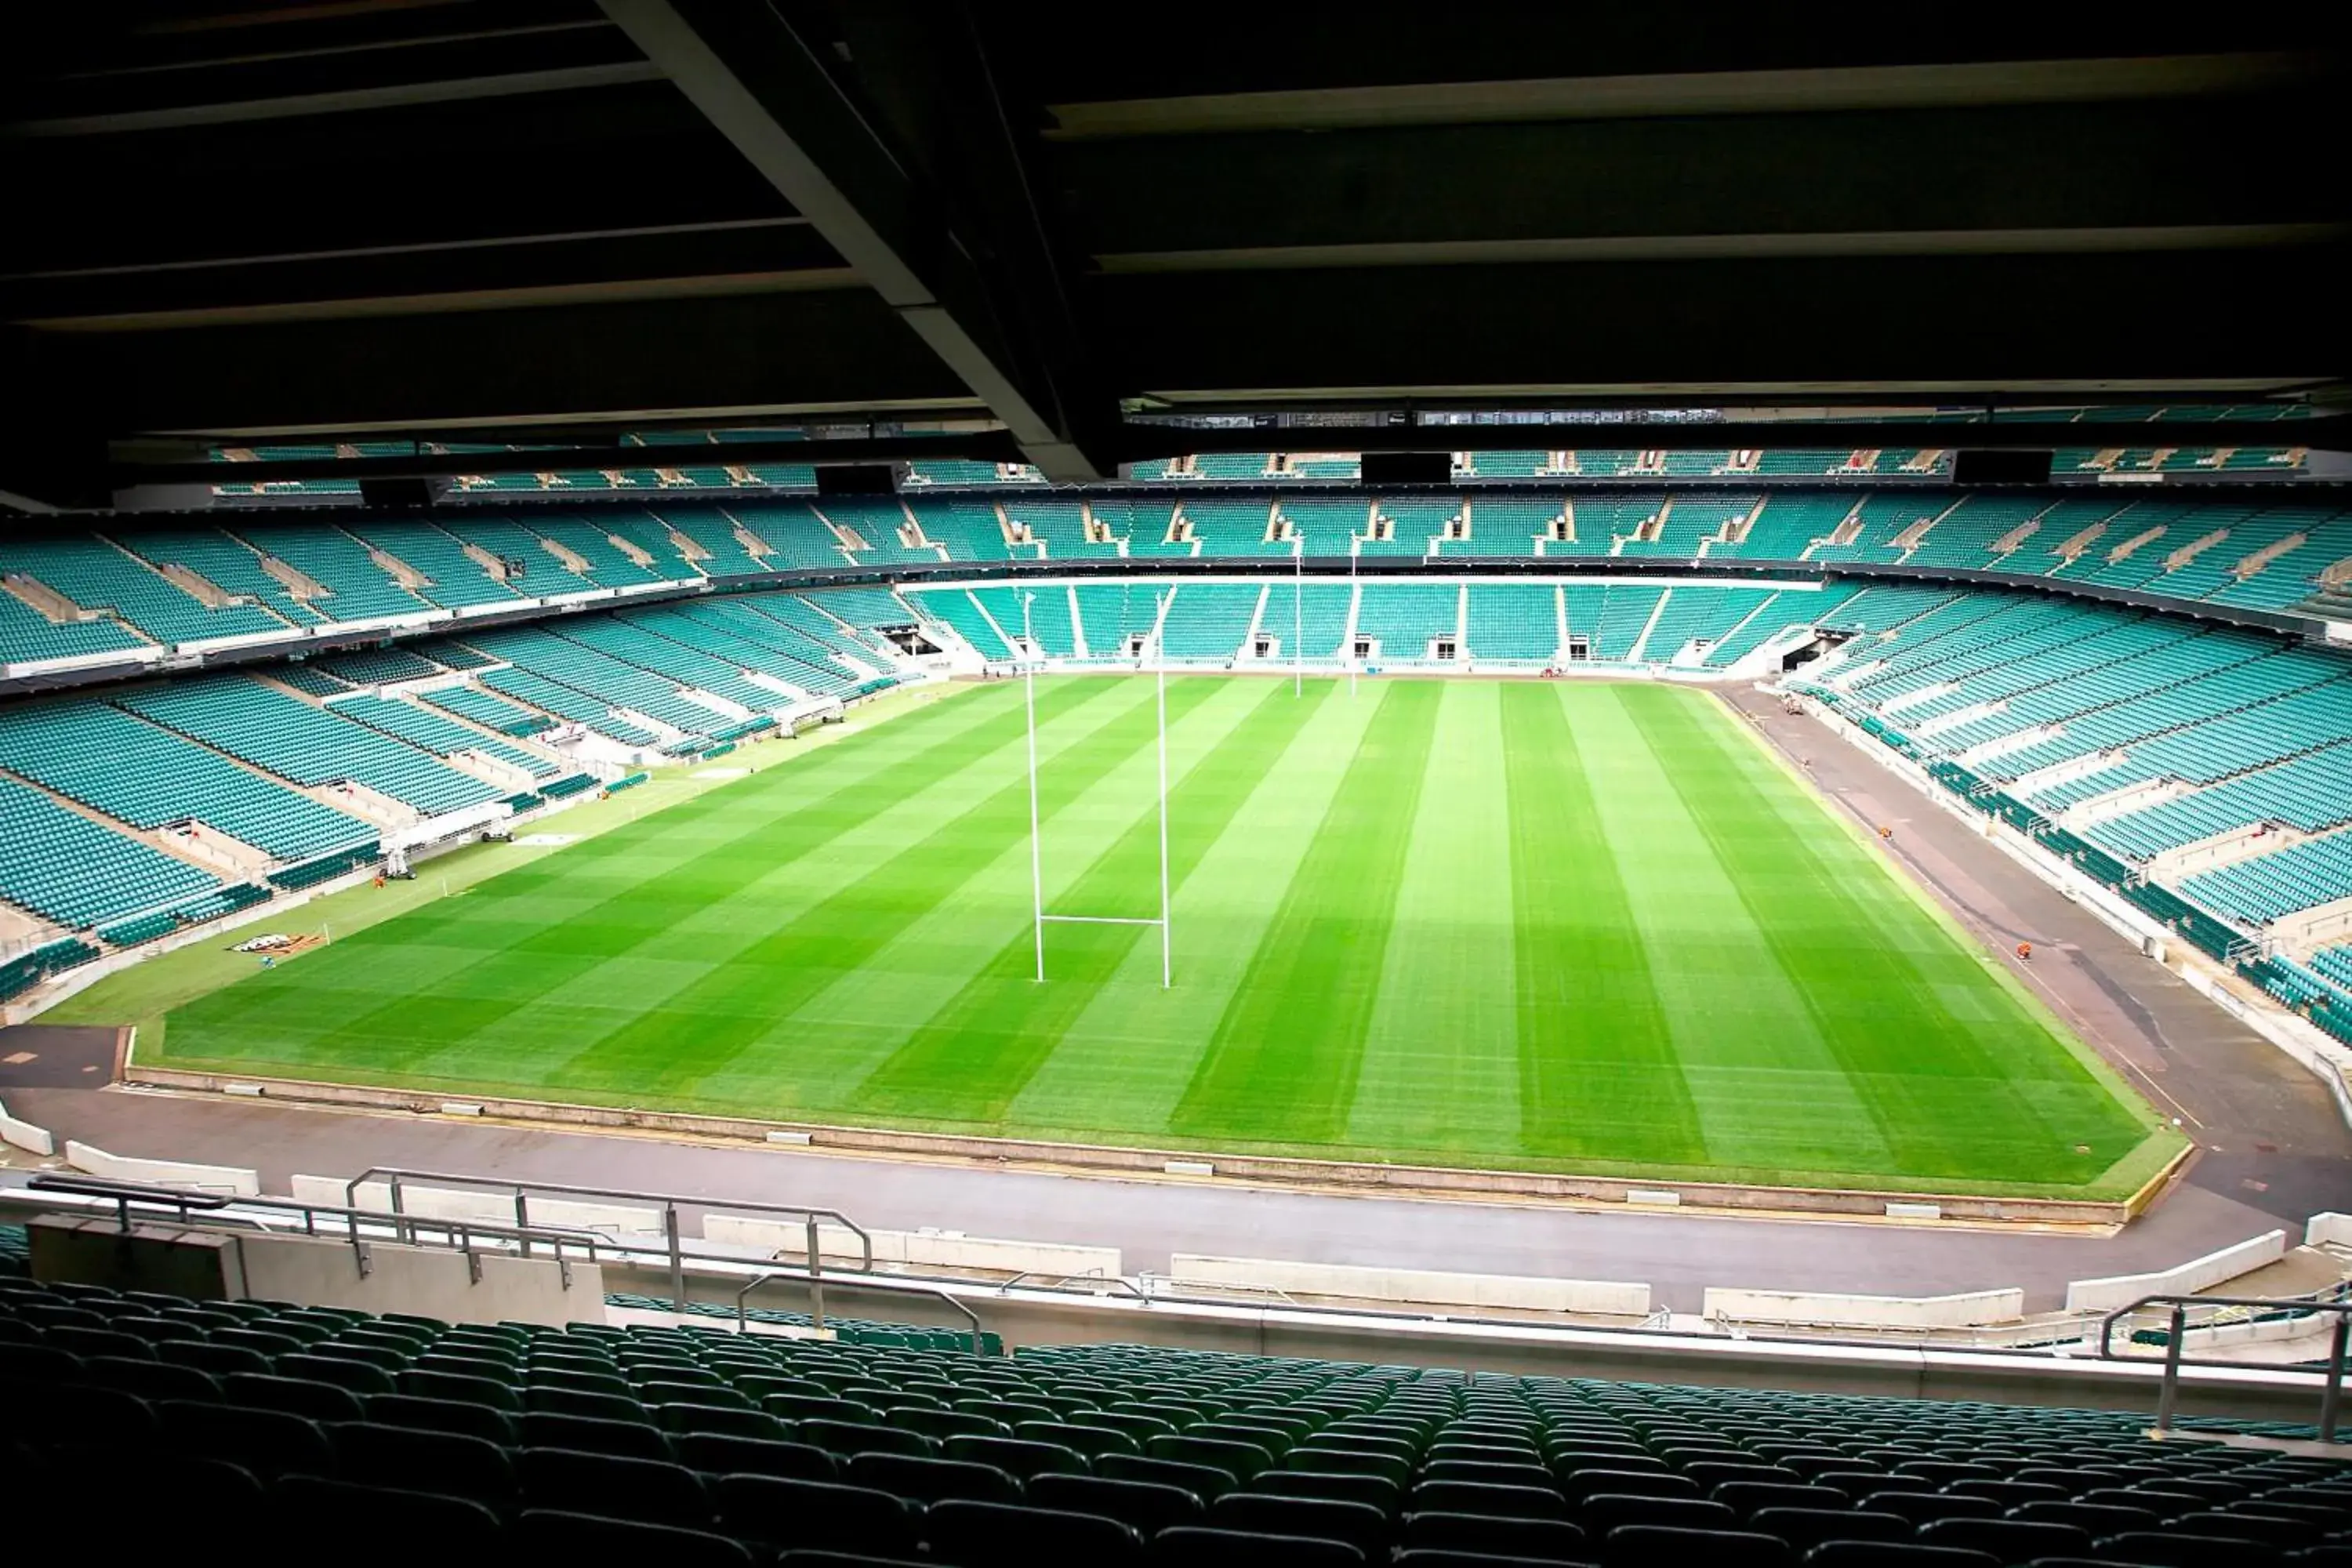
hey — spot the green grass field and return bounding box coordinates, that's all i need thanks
[141,676,2175,1196]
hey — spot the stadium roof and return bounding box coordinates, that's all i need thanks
[2,5,2344,506]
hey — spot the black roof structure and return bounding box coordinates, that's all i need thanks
[2,4,2343,506]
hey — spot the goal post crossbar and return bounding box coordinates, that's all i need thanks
[1022,588,1174,989]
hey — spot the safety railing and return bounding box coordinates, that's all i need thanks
[344,1167,873,1309]
[21,1173,606,1289]
[732,1266,989,1352]
[2100,1292,2352,1439]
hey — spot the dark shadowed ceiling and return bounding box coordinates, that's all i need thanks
[2,2,2343,503]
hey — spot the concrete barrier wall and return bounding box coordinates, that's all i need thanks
[705,1215,1120,1279]
[124,1063,2138,1228]
[67,1140,257,1197]
[2309,1214,2352,1247]
[234,1230,605,1326]
[1702,1287,2027,1329]
[26,1213,599,1324]
[2065,1229,2288,1313]
[289,1175,663,1237]
[0,1098,53,1156]
[1167,1254,1650,1318]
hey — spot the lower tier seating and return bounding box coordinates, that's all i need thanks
[3,1271,2347,1565]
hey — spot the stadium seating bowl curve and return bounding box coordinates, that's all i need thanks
[1,488,2347,1197]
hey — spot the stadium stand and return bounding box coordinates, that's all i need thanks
[0,700,371,863]
[4,481,2349,981]
[0,775,221,927]
[3,1273,2349,1563]
[1352,583,1459,661]
[117,676,502,818]
[1160,584,1261,661]
[328,695,564,782]
[1462,585,1559,662]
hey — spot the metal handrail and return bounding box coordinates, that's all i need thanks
[22,1173,606,1290]
[343,1165,873,1308]
[731,1265,990,1351]
[2100,1292,2352,1439]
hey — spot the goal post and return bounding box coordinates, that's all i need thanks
[1023,588,1172,989]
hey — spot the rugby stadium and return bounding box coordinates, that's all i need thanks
[2,9,2350,1565]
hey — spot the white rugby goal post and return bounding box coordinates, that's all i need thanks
[1022,589,1172,989]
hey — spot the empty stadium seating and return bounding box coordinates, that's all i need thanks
[119,677,501,819]
[5,1269,2348,1566]
[0,699,372,862]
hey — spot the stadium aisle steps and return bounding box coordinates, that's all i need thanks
[3,1272,2348,1563]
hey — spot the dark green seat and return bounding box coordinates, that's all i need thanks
[764,1394,879,1426]
[677,1432,837,1483]
[1289,1446,1410,1486]
[528,1384,648,1424]
[712,1473,916,1557]
[658,1402,787,1443]
[1203,1418,1294,1457]
[521,1410,673,1461]
[1253,1469,1402,1514]
[310,1341,409,1373]
[413,1352,518,1384]
[368,1392,519,1446]
[802,1417,935,1459]
[1017,1420,1139,1459]
[893,1406,1007,1442]
[1029,1472,1206,1536]
[225,1371,366,1425]
[83,1354,220,1404]
[844,1451,1019,1507]
[1100,1453,1240,1501]
[946,1434,1089,1480]
[277,1353,397,1397]
[154,1339,271,1378]
[1090,1410,1179,1443]
[517,1447,712,1529]
[157,1399,332,1481]
[400,1367,521,1414]
[1149,1432,1275,1481]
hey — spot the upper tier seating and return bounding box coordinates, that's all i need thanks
[0,700,371,862]
[229,524,428,623]
[506,515,668,584]
[5,535,286,646]
[118,528,326,627]
[1004,499,1116,561]
[5,1274,2347,1566]
[342,522,521,610]
[118,676,500,818]
[0,539,152,663]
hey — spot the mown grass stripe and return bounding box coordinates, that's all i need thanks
[1503,682,1704,1162]
[1624,685,2147,1181]
[1168,680,1443,1145]
[1000,677,1387,1143]
[841,677,1326,1125]
[161,681,1052,1076]
[1570,686,1896,1173]
[546,677,1227,1102]
[702,678,1283,1113]
[1343,683,1523,1157]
